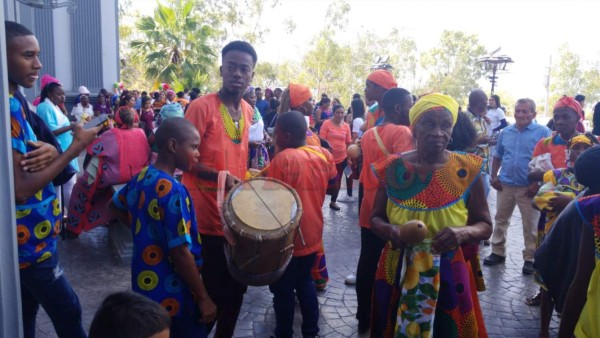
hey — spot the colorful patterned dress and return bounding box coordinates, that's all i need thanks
[573,195,600,337]
[534,168,584,243]
[371,152,487,338]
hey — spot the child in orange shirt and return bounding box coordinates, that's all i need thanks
[267,111,337,338]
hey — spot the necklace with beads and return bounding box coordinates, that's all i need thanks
[218,91,244,144]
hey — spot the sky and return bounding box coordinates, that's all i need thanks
[132,0,599,109]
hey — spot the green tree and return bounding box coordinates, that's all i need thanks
[194,0,280,44]
[253,62,279,88]
[420,30,486,101]
[549,44,585,105]
[129,0,216,90]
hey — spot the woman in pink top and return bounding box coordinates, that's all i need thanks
[320,104,352,210]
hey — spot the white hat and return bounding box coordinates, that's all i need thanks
[78,86,90,95]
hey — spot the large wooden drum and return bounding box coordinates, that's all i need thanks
[221,177,303,286]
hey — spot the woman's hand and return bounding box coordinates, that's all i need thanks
[432,226,467,254]
[21,141,59,172]
[389,225,406,250]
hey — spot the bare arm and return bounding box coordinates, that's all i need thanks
[315,108,322,124]
[490,157,503,191]
[13,124,101,202]
[52,123,75,136]
[170,246,217,323]
[20,141,59,172]
[528,171,545,183]
[370,186,405,248]
[558,223,595,338]
[189,163,240,190]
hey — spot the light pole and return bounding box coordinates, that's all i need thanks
[477,53,513,95]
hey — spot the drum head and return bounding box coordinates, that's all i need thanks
[230,179,298,231]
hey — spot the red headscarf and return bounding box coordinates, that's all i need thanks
[367,70,397,90]
[289,83,312,108]
[554,96,583,121]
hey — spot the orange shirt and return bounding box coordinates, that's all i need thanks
[359,124,413,228]
[319,119,351,164]
[182,93,253,236]
[267,146,337,256]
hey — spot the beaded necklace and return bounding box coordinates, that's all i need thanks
[218,93,244,144]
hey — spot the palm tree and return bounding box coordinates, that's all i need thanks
[129,0,216,91]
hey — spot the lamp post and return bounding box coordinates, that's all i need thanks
[16,0,77,14]
[477,54,513,95]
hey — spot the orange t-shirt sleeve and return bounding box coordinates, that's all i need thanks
[185,98,210,137]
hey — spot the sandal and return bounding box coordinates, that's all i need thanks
[524,290,542,306]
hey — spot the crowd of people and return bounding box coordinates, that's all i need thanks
[6,19,600,338]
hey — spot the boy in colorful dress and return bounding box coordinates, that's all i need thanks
[266,111,337,338]
[109,117,216,337]
[6,20,102,337]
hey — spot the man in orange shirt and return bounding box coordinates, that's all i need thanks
[362,70,398,131]
[356,88,414,333]
[182,40,257,337]
[267,111,337,338]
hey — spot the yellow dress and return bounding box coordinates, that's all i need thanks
[371,152,488,338]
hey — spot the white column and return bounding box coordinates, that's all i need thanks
[101,0,119,89]
[0,2,24,337]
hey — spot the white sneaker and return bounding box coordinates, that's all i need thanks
[345,274,356,285]
[338,196,357,203]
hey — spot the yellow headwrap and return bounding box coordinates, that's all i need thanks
[569,134,593,148]
[409,93,459,128]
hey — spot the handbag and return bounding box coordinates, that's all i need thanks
[14,91,77,186]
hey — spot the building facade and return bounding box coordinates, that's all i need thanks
[0,1,119,336]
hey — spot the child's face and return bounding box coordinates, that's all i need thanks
[570,143,592,163]
[175,131,201,172]
[7,35,42,92]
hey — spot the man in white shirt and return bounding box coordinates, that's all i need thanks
[487,94,508,174]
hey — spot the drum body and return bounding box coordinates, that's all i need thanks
[222,177,303,286]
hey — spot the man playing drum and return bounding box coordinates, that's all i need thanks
[266,111,337,338]
[182,41,257,337]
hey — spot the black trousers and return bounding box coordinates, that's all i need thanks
[355,227,385,323]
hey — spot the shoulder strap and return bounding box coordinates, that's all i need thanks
[373,126,390,156]
[298,146,328,162]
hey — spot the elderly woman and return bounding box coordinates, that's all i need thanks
[370,93,492,337]
[70,94,93,122]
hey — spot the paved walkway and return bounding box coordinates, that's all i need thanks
[35,187,558,337]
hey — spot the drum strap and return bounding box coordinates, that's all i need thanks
[373,127,390,156]
[217,170,237,245]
